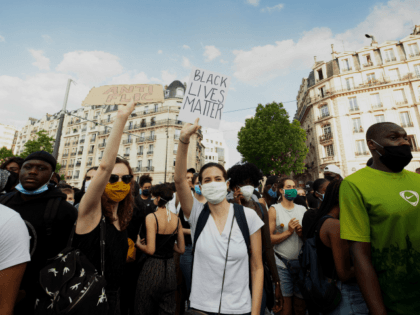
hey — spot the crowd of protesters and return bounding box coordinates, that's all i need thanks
[0,101,419,315]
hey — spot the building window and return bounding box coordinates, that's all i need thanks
[128,121,133,129]
[211,140,213,144]
[363,54,372,66]
[317,69,324,81]
[367,73,376,82]
[345,77,354,90]
[349,97,359,111]
[414,64,420,77]
[144,106,149,114]
[174,143,178,153]
[352,118,363,133]
[151,130,155,138]
[408,43,420,58]
[206,139,209,142]
[125,147,130,155]
[176,88,184,97]
[151,117,156,126]
[323,124,331,135]
[165,90,170,97]
[107,115,111,122]
[154,104,159,112]
[375,115,385,123]
[384,49,396,62]
[173,158,176,166]
[320,105,329,118]
[408,135,418,151]
[319,86,327,98]
[394,89,407,105]
[342,59,351,71]
[370,93,382,108]
[149,144,154,153]
[220,142,222,146]
[63,160,67,166]
[138,146,144,154]
[325,144,334,157]
[147,159,153,168]
[137,160,142,169]
[356,140,368,155]
[400,112,412,127]
[389,68,400,81]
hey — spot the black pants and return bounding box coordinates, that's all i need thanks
[107,290,121,315]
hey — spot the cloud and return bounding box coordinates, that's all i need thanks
[233,0,420,85]
[28,49,50,70]
[56,51,124,84]
[246,0,260,6]
[158,50,163,54]
[42,34,53,44]
[108,71,149,85]
[182,57,192,69]
[203,45,221,62]
[182,45,190,50]
[220,59,229,64]
[0,35,4,42]
[161,70,177,85]
[261,3,284,13]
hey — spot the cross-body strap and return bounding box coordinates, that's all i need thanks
[44,197,62,236]
[192,203,210,251]
[233,203,250,256]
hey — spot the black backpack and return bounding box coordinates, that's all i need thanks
[0,192,61,257]
[34,217,108,315]
[296,215,341,313]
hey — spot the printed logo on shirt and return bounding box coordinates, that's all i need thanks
[399,190,419,207]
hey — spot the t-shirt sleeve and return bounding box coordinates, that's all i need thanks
[0,214,31,271]
[186,197,204,229]
[244,207,264,236]
[339,179,371,242]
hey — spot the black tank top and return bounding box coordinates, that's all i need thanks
[179,208,192,245]
[151,213,178,259]
[316,216,336,279]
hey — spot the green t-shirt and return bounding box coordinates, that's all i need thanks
[340,167,420,315]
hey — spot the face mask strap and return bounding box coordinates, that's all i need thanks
[369,139,383,157]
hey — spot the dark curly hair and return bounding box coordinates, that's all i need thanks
[0,156,24,171]
[227,163,262,190]
[101,157,134,231]
[150,183,174,207]
[139,174,152,188]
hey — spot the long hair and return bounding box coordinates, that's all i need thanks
[101,158,133,230]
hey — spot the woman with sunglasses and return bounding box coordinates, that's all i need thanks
[175,118,264,315]
[73,100,136,315]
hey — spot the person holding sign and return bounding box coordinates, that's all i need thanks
[174,118,264,315]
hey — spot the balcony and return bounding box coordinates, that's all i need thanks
[409,52,420,58]
[93,116,99,120]
[86,162,92,167]
[74,175,79,179]
[135,166,154,172]
[65,143,70,146]
[137,151,144,156]
[173,150,178,155]
[82,128,87,132]
[98,143,106,148]
[78,151,83,155]
[146,136,156,142]
[363,62,374,68]
[322,156,334,163]
[401,122,414,128]
[75,119,81,124]
[80,139,85,144]
[319,133,333,143]
[72,141,78,145]
[136,137,146,143]
[341,67,353,72]
[66,176,72,180]
[371,103,383,109]
[68,121,74,125]
[353,127,364,133]
[396,100,408,106]
[73,129,78,134]
[349,107,360,112]
[68,164,74,168]
[101,119,114,124]
[71,152,77,156]
[99,155,103,160]
[147,151,154,155]
[317,113,331,121]
[76,162,81,167]
[123,153,130,157]
[88,150,94,154]
[90,138,96,142]
[98,130,111,136]
[123,139,133,145]
[384,57,397,63]
[355,151,369,156]
[63,154,69,157]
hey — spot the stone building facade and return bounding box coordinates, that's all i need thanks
[295,25,420,181]
[202,128,228,167]
[14,80,205,187]
[0,123,18,151]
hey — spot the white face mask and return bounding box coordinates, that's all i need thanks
[84,180,91,192]
[67,200,74,205]
[201,181,227,205]
[240,185,255,201]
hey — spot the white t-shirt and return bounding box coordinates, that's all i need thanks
[0,204,31,271]
[272,203,306,268]
[187,198,264,314]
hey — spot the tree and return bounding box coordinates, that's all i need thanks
[237,102,308,176]
[20,129,54,158]
[0,147,14,161]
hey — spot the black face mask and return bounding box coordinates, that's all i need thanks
[142,189,150,196]
[324,175,336,181]
[371,140,412,173]
[294,195,308,209]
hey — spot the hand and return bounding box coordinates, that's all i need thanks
[272,284,284,313]
[288,218,298,234]
[117,99,136,117]
[233,189,243,205]
[136,235,146,249]
[296,224,303,237]
[180,118,200,142]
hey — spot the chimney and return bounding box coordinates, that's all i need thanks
[314,56,317,64]
[331,44,336,59]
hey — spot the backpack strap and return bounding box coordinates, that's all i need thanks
[99,216,106,277]
[192,202,211,252]
[0,192,16,205]
[255,202,265,221]
[233,203,251,257]
[44,197,62,236]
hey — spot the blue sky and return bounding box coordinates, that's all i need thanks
[1,0,419,166]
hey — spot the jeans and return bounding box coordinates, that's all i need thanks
[325,280,368,315]
[180,244,193,293]
[277,265,303,298]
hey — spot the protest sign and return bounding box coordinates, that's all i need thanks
[82,84,164,106]
[178,67,230,129]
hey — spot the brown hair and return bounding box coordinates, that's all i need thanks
[263,184,277,208]
[101,157,134,230]
[60,188,74,195]
[198,162,227,183]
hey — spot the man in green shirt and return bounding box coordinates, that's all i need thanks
[340,122,420,315]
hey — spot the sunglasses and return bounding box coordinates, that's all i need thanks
[109,174,133,184]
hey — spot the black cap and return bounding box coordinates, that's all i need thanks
[265,176,278,186]
[23,151,56,172]
[187,168,196,174]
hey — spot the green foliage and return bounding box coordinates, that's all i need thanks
[0,147,14,161]
[237,102,308,176]
[20,129,55,158]
[56,162,62,174]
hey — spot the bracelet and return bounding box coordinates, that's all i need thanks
[179,138,190,145]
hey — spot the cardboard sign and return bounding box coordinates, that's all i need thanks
[178,67,230,129]
[82,84,164,106]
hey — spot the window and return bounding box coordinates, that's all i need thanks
[220,142,222,146]
[370,93,381,107]
[63,160,67,166]
[147,159,152,168]
[145,106,149,114]
[175,129,180,137]
[128,121,133,129]
[151,117,156,126]
[319,86,326,98]
[100,151,104,158]
[325,144,334,157]
[68,171,72,176]
[107,115,111,122]
[342,59,350,71]
[128,134,132,142]
[149,144,153,152]
[320,105,329,118]
[216,141,218,145]
[151,130,155,138]
[137,160,142,169]
[173,158,176,166]
[88,157,92,163]
[367,73,376,82]
[363,54,372,66]
[414,64,420,77]
[317,69,324,81]
[165,90,170,97]
[211,140,213,144]
[407,135,418,151]
[211,148,213,152]
[389,68,400,81]
[375,115,385,123]
[206,139,209,142]
[176,88,184,97]
[349,97,359,111]
[400,112,412,127]
[394,89,407,105]
[154,104,159,112]
[356,140,367,154]
[323,124,331,134]
[75,170,80,178]
[141,132,145,139]
[174,143,178,152]
[125,147,130,154]
[345,77,354,90]
[408,43,420,57]
[138,146,144,154]
[384,49,396,62]
[353,118,362,132]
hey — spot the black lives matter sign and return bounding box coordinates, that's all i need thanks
[178,67,231,129]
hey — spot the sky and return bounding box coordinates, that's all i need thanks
[1,0,419,167]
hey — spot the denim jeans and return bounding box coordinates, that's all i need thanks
[326,280,368,315]
[180,244,193,293]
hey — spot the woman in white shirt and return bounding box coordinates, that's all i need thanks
[174,118,264,315]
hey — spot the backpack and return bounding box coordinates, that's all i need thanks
[296,215,341,313]
[0,192,61,257]
[34,217,109,315]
